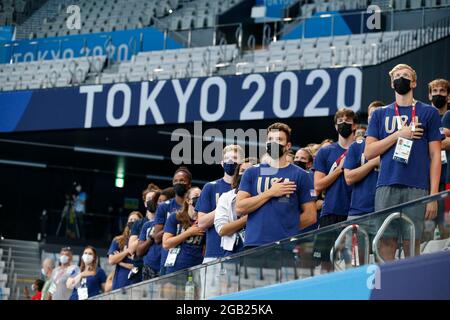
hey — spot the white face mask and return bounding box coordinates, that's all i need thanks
[82,254,94,265]
[59,255,69,265]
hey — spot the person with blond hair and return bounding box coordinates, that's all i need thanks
[365,64,443,261]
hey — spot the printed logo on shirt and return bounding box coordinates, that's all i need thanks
[310,189,316,197]
[256,177,291,195]
[385,115,419,134]
[440,127,445,135]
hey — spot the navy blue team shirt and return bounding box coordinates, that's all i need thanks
[138,220,162,273]
[238,163,315,247]
[107,238,134,290]
[343,139,378,216]
[155,198,182,270]
[366,101,443,190]
[69,267,106,300]
[313,142,353,217]
[195,178,231,258]
[163,213,205,274]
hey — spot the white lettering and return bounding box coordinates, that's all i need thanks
[200,77,226,122]
[80,85,104,128]
[172,78,198,123]
[139,81,165,125]
[106,83,132,127]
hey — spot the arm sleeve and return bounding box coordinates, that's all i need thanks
[427,108,445,142]
[130,219,143,236]
[154,202,168,225]
[297,171,315,205]
[138,222,149,241]
[214,192,231,235]
[312,148,328,174]
[107,240,119,256]
[343,142,359,170]
[163,214,177,234]
[195,183,212,213]
[366,108,381,139]
[238,167,254,194]
[98,268,107,284]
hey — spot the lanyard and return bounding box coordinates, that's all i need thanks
[335,150,347,166]
[394,100,416,131]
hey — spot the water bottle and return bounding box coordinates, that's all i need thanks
[185,275,195,300]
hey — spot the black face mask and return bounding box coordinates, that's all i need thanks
[266,142,286,159]
[294,160,308,170]
[127,221,135,229]
[432,95,447,109]
[173,183,188,197]
[337,122,353,138]
[393,77,411,95]
[191,196,199,208]
[146,200,157,213]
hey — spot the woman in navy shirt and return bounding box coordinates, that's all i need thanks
[67,246,106,300]
[107,211,143,290]
[162,187,205,274]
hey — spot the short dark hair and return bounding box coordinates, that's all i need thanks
[174,166,192,183]
[334,108,358,124]
[267,122,292,142]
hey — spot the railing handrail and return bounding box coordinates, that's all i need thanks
[92,189,450,300]
[330,224,370,270]
[372,212,416,263]
[276,3,450,39]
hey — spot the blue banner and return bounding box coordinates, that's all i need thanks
[0,67,362,133]
[0,27,182,64]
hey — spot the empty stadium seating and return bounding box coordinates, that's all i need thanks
[0,55,106,91]
[236,30,416,74]
[102,44,238,83]
[0,0,46,25]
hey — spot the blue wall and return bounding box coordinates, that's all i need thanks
[214,251,450,300]
[0,67,362,132]
[0,27,182,64]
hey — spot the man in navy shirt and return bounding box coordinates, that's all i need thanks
[195,144,243,298]
[429,79,450,240]
[128,183,161,282]
[312,108,357,271]
[236,122,317,247]
[153,167,192,275]
[344,101,384,219]
[365,64,443,261]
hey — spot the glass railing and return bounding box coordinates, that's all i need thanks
[92,190,450,300]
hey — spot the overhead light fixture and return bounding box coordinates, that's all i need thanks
[74,146,165,161]
[0,159,47,168]
[320,14,332,18]
[283,17,293,22]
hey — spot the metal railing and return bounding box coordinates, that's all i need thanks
[91,190,450,300]
[376,14,450,65]
[330,224,370,271]
[372,212,416,263]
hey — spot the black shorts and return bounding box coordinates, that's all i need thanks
[313,214,347,263]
